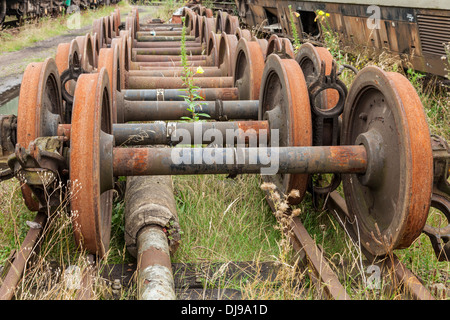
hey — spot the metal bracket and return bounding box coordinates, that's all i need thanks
[307,60,347,205]
[7,136,68,208]
[0,114,16,181]
[60,53,86,123]
[422,135,450,261]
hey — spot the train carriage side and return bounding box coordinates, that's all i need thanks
[237,0,450,77]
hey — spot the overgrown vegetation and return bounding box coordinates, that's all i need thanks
[179,16,209,122]
[0,1,130,54]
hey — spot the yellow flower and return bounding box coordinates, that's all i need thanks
[318,10,325,16]
[196,66,204,74]
[326,13,330,17]
[294,12,300,17]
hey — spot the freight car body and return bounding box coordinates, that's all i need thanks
[0,0,118,28]
[236,0,450,77]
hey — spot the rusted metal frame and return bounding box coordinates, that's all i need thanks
[0,114,16,181]
[0,211,47,300]
[422,135,450,261]
[262,190,349,300]
[290,216,350,300]
[117,99,259,122]
[122,88,239,101]
[112,145,367,177]
[254,1,450,77]
[325,191,435,300]
[112,120,269,146]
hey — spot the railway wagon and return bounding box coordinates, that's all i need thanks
[236,0,450,77]
[0,0,119,27]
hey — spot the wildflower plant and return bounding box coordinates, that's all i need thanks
[288,5,301,54]
[315,9,343,61]
[179,16,210,122]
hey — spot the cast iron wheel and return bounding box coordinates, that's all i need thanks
[259,54,312,204]
[70,68,114,257]
[341,66,433,256]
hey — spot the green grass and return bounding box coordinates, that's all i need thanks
[0,1,131,54]
[172,174,281,263]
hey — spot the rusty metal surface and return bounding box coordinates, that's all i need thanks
[259,54,312,204]
[70,69,114,257]
[128,68,223,77]
[134,54,207,63]
[132,46,203,56]
[341,66,433,256]
[122,87,239,101]
[218,33,238,76]
[125,175,181,258]
[16,58,63,211]
[126,76,234,90]
[0,114,16,178]
[112,145,367,177]
[233,38,265,100]
[137,226,176,300]
[118,99,259,122]
[242,0,450,77]
[113,120,269,146]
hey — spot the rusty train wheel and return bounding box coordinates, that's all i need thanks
[76,34,95,72]
[17,58,63,211]
[234,38,265,100]
[266,34,282,57]
[131,7,139,32]
[235,27,251,41]
[111,37,126,91]
[224,15,239,35]
[342,66,433,256]
[207,31,220,67]
[70,68,114,257]
[259,54,312,204]
[218,33,238,76]
[295,43,339,110]
[251,36,268,59]
[55,39,81,75]
[98,45,120,123]
[202,16,215,49]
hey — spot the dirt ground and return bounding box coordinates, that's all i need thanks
[0,5,163,98]
[0,26,92,97]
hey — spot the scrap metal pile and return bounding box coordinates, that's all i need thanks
[0,5,449,299]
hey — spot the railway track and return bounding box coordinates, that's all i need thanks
[0,5,449,301]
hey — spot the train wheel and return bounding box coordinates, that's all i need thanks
[98,45,120,123]
[259,54,312,204]
[341,66,433,256]
[234,38,265,100]
[70,68,114,257]
[17,58,63,211]
[295,43,339,110]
